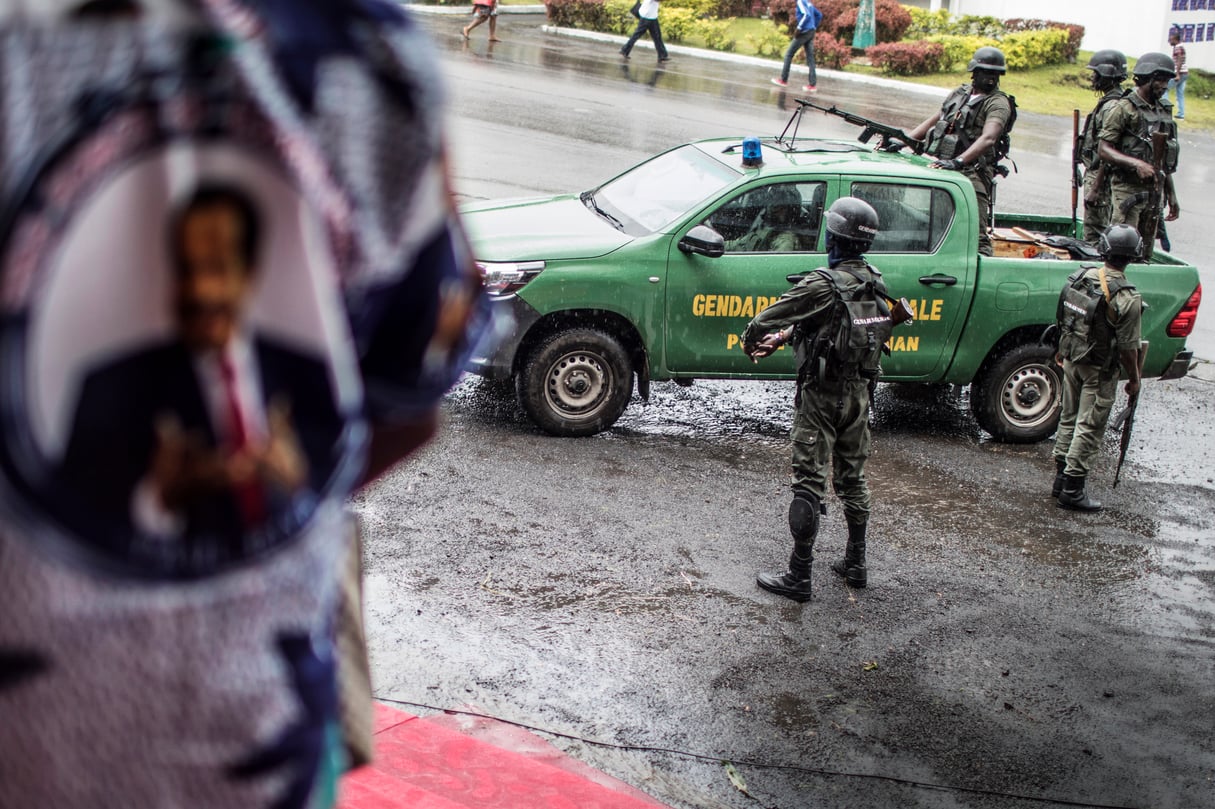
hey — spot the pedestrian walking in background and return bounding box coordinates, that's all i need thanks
[463,0,500,42]
[1164,28,1188,120]
[1098,51,1180,262]
[772,0,822,92]
[1051,225,1144,512]
[742,198,894,603]
[1078,50,1129,244]
[620,0,669,64]
[906,47,1016,257]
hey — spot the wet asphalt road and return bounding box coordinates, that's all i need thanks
[351,12,1215,809]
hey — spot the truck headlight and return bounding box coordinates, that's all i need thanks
[477,261,545,297]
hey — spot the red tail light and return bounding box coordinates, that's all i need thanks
[1168,284,1202,338]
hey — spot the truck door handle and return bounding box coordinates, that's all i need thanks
[786,273,806,284]
[918,274,957,286]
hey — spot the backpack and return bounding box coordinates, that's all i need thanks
[1056,265,1132,367]
[798,263,893,386]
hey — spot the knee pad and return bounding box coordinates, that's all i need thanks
[788,492,821,543]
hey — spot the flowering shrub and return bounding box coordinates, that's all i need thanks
[768,0,906,43]
[831,0,912,45]
[746,24,789,57]
[866,40,945,76]
[815,32,852,69]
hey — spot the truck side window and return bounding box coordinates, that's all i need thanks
[708,182,826,253]
[850,182,955,254]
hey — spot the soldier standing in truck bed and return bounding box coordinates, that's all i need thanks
[1098,51,1180,262]
[1078,50,1129,245]
[906,46,1015,257]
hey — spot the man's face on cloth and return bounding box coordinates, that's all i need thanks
[174,202,254,353]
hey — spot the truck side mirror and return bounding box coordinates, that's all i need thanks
[678,225,725,258]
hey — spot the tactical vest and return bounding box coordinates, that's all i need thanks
[1056,265,1134,369]
[1079,88,1128,169]
[794,261,893,386]
[925,85,1016,168]
[1116,92,1180,174]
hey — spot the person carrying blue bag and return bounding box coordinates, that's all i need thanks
[772,0,822,92]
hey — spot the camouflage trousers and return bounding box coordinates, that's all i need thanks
[964,167,995,256]
[1109,178,1157,261]
[1052,358,1118,477]
[1081,168,1112,244]
[790,378,872,525]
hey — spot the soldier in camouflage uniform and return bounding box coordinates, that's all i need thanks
[1078,50,1129,244]
[907,47,1015,257]
[1051,224,1144,512]
[1098,52,1180,262]
[742,198,891,602]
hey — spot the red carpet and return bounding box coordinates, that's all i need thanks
[338,703,671,809]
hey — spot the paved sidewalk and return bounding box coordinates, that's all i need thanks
[406,2,949,99]
[339,703,671,809]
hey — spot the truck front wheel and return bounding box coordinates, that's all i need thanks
[517,328,634,437]
[971,343,1062,443]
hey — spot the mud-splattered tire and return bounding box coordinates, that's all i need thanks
[971,342,1062,443]
[517,328,633,437]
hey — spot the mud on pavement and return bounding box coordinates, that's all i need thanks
[352,374,1215,809]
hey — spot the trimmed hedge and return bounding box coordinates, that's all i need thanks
[866,40,945,76]
[906,9,1003,39]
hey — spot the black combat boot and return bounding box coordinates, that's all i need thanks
[757,492,818,602]
[1058,474,1102,512]
[831,521,867,588]
[1051,458,1066,499]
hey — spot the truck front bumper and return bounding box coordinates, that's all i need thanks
[1160,349,1194,381]
[466,295,542,380]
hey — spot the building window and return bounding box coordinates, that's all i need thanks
[1172,0,1186,11]
[1185,23,1196,41]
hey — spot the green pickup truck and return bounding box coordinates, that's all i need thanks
[462,137,1201,441]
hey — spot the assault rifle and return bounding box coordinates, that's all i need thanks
[1141,123,1169,258]
[1110,340,1148,488]
[794,99,925,155]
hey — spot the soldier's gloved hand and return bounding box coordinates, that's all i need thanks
[930,157,964,171]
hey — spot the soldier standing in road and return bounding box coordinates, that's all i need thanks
[906,47,1015,257]
[1051,224,1144,512]
[742,198,892,602]
[1078,50,1129,245]
[1098,52,1180,262]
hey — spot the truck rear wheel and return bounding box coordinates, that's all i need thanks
[971,343,1062,443]
[517,328,633,437]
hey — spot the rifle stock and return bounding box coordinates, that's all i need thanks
[1111,341,1148,488]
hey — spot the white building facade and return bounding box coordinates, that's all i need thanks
[932,0,1215,72]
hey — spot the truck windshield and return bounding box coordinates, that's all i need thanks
[593,145,739,234]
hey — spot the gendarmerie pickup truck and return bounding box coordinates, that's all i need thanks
[461,135,1201,440]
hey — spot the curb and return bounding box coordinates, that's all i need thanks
[408,3,948,98]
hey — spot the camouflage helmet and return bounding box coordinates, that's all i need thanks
[1133,51,1176,79]
[1086,49,1128,81]
[967,46,1007,75]
[824,197,879,246]
[1098,224,1144,261]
